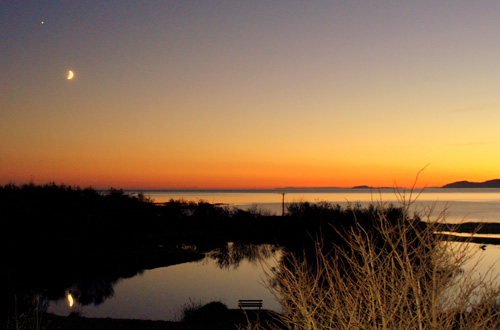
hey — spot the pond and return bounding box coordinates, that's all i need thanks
[48,244,282,321]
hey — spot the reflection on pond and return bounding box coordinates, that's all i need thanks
[9,238,500,323]
[207,242,281,269]
[44,243,282,320]
[437,231,500,239]
[66,276,117,308]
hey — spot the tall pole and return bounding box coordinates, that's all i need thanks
[281,192,286,216]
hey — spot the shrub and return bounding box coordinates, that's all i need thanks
[254,196,500,329]
[181,300,229,323]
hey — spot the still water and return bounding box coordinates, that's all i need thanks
[49,248,281,321]
[49,188,500,321]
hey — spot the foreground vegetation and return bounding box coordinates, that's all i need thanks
[3,183,500,329]
[245,198,500,329]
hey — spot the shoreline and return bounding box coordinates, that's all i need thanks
[41,309,275,330]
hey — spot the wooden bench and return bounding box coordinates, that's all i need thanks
[238,299,263,310]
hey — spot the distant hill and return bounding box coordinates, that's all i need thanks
[351,185,395,189]
[442,179,500,188]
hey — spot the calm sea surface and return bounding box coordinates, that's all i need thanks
[48,188,500,321]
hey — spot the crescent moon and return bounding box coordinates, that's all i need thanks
[67,70,74,80]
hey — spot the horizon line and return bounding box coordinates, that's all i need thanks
[116,185,436,191]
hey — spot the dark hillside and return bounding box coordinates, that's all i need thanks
[442,179,500,188]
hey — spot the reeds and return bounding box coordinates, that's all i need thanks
[180,299,228,323]
[7,293,47,330]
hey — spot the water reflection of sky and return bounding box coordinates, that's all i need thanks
[468,243,500,276]
[48,251,282,321]
[449,242,500,296]
[438,232,500,239]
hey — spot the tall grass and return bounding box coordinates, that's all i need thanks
[179,299,228,323]
[6,293,47,330]
[250,193,500,329]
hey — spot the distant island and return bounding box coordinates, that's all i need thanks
[442,179,500,188]
[351,185,394,189]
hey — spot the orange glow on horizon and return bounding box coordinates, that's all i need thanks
[3,165,495,190]
[2,143,498,190]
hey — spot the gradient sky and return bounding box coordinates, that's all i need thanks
[1,1,499,189]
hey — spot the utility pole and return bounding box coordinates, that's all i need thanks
[280,192,286,216]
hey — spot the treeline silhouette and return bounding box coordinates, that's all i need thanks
[1,182,421,250]
[2,183,426,277]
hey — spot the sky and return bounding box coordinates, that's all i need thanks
[1,1,500,189]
